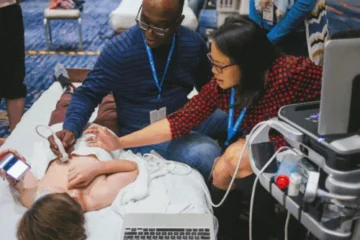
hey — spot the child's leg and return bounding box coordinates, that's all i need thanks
[48,63,74,126]
[92,94,118,134]
[48,92,72,126]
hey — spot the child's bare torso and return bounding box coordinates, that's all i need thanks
[36,155,137,211]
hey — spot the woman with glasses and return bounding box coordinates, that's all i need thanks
[85,17,322,239]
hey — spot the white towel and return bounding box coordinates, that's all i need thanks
[111,150,150,208]
[111,151,213,217]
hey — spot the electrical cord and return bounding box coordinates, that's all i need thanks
[35,124,54,140]
[317,189,357,201]
[35,125,69,162]
[208,157,220,182]
[249,145,293,240]
[248,151,357,240]
[184,121,269,208]
[208,122,268,208]
[285,211,291,240]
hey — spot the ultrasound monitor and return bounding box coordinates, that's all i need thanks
[278,35,360,171]
[318,37,360,135]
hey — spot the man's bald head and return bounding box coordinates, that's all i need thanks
[143,0,184,20]
[140,0,185,48]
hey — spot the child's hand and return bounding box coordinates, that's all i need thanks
[67,160,100,189]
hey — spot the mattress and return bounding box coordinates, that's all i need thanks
[109,0,199,31]
[0,82,212,240]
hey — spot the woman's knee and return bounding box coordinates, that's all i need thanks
[212,158,233,190]
[167,133,222,178]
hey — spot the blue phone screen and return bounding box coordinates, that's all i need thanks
[3,155,19,171]
[0,154,29,179]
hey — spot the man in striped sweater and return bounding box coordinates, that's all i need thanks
[49,0,227,178]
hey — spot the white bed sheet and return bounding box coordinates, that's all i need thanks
[0,83,212,240]
[109,0,199,31]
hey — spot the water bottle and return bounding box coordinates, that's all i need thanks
[275,155,300,189]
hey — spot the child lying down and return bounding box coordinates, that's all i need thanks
[0,85,138,240]
[0,145,138,240]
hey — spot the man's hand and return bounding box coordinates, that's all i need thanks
[222,138,253,179]
[84,124,121,151]
[48,130,75,158]
[67,160,100,189]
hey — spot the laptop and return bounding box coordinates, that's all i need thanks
[120,213,216,240]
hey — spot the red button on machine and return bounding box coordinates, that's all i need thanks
[276,175,290,189]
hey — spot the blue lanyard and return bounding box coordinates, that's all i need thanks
[142,34,176,100]
[225,88,247,146]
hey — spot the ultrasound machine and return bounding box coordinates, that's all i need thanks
[248,37,360,239]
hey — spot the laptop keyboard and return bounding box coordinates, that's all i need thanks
[124,228,211,240]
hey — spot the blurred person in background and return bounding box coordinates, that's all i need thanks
[250,0,317,56]
[0,0,27,132]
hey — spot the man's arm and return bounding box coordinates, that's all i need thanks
[50,40,124,157]
[63,42,120,138]
[267,0,317,43]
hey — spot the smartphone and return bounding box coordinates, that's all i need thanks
[0,153,30,180]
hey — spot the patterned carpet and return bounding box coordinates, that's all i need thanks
[23,0,118,51]
[0,0,118,137]
[327,0,360,35]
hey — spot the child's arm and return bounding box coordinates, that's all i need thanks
[14,179,38,208]
[83,160,138,211]
[68,158,138,189]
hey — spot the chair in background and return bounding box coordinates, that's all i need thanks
[43,8,83,50]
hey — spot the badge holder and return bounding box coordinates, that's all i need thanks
[262,2,275,26]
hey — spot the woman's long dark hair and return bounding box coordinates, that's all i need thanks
[211,16,280,108]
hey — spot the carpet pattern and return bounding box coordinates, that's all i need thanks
[327,0,360,35]
[0,0,118,137]
[23,0,118,51]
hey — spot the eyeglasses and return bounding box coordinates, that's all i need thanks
[207,53,235,73]
[135,5,170,37]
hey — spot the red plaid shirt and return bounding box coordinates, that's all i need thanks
[167,56,323,148]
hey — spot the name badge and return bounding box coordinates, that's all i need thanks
[263,2,274,25]
[149,107,167,124]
